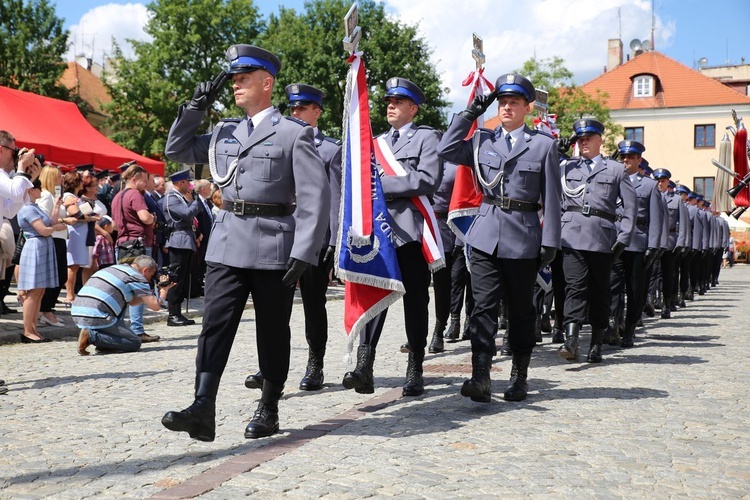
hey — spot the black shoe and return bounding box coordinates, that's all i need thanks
[167,315,192,327]
[444,315,461,343]
[428,321,445,353]
[643,302,655,317]
[551,326,565,344]
[245,371,263,390]
[20,334,46,344]
[461,352,492,403]
[399,343,411,354]
[636,317,644,327]
[503,353,530,402]
[679,298,687,308]
[604,317,621,346]
[342,345,375,394]
[162,373,219,442]
[402,351,424,396]
[534,316,543,344]
[660,307,671,319]
[586,344,603,363]
[244,380,284,439]
[620,324,635,348]
[540,316,552,333]
[499,336,512,356]
[299,349,324,391]
[558,323,580,362]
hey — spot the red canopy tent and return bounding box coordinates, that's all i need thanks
[0,85,164,175]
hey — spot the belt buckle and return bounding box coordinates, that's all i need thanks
[233,199,245,215]
[581,204,591,215]
[500,197,511,210]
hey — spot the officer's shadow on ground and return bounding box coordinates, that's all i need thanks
[9,370,173,391]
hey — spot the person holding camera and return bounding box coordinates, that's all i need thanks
[72,255,174,355]
[163,168,200,327]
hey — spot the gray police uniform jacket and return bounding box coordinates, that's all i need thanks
[677,199,691,249]
[625,174,664,252]
[687,204,702,250]
[709,213,720,249]
[659,194,670,250]
[559,156,636,253]
[164,190,201,252]
[698,209,711,250]
[164,106,330,270]
[377,123,442,248]
[437,115,561,259]
[314,130,342,248]
[719,216,730,248]
[433,160,458,255]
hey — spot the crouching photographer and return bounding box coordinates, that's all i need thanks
[71,255,176,355]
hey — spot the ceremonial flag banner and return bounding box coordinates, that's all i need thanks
[337,53,405,356]
[447,69,494,241]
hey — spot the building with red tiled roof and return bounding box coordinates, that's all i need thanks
[59,62,112,133]
[581,45,750,202]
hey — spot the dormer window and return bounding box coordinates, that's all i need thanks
[633,75,654,97]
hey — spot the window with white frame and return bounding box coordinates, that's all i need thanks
[633,75,654,97]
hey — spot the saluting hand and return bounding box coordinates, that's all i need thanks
[459,91,498,122]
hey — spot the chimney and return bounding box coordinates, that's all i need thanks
[607,39,623,71]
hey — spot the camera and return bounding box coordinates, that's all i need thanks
[155,266,179,287]
[35,154,45,165]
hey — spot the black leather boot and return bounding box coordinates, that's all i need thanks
[460,320,471,341]
[342,344,375,394]
[643,293,655,317]
[162,372,220,442]
[603,316,621,346]
[244,370,263,389]
[461,351,493,403]
[402,350,424,396]
[679,292,687,308]
[428,320,446,353]
[540,315,552,333]
[654,290,663,310]
[586,328,604,363]
[503,352,530,401]
[444,314,461,342]
[534,316,543,343]
[499,336,512,356]
[660,298,671,319]
[621,323,636,348]
[558,323,580,362]
[244,380,283,439]
[299,349,325,391]
[551,322,564,344]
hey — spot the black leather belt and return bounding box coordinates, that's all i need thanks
[636,216,648,227]
[223,200,295,216]
[565,205,617,223]
[482,196,540,212]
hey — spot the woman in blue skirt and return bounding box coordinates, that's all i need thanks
[17,180,68,343]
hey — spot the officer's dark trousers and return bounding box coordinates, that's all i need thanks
[197,263,295,386]
[690,251,702,289]
[450,246,473,317]
[621,250,648,326]
[712,250,722,283]
[298,247,331,352]
[550,250,566,327]
[660,251,675,303]
[469,248,536,356]
[363,242,430,352]
[167,248,194,317]
[562,247,613,330]
[432,247,456,326]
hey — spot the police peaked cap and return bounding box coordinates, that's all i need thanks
[226,45,281,77]
[618,140,646,156]
[675,184,691,195]
[573,118,605,138]
[652,168,671,179]
[169,168,193,182]
[384,77,425,105]
[285,83,326,108]
[668,180,676,189]
[639,159,653,175]
[494,73,535,103]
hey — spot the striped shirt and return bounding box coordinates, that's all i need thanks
[71,264,152,328]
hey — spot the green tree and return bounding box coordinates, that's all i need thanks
[102,0,264,162]
[517,56,623,154]
[0,0,70,99]
[260,0,449,137]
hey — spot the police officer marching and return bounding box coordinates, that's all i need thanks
[163,168,200,327]
[244,83,342,393]
[161,45,330,440]
[438,73,561,402]
[342,77,442,398]
[558,120,636,363]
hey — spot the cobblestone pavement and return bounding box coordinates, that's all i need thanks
[1,267,748,498]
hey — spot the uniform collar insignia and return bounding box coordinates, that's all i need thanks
[483,150,499,156]
[263,141,273,146]
[271,116,280,124]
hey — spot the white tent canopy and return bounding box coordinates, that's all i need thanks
[721,212,750,232]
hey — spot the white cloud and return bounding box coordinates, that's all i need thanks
[383,0,674,115]
[66,3,152,65]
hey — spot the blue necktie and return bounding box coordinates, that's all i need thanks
[391,130,400,146]
[584,159,593,173]
[505,133,513,152]
[247,119,254,136]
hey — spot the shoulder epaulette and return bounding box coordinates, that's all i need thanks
[221,117,242,123]
[417,125,435,131]
[477,127,494,134]
[323,136,342,146]
[533,129,555,140]
[284,116,308,127]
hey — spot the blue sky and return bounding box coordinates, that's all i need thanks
[52,0,750,112]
